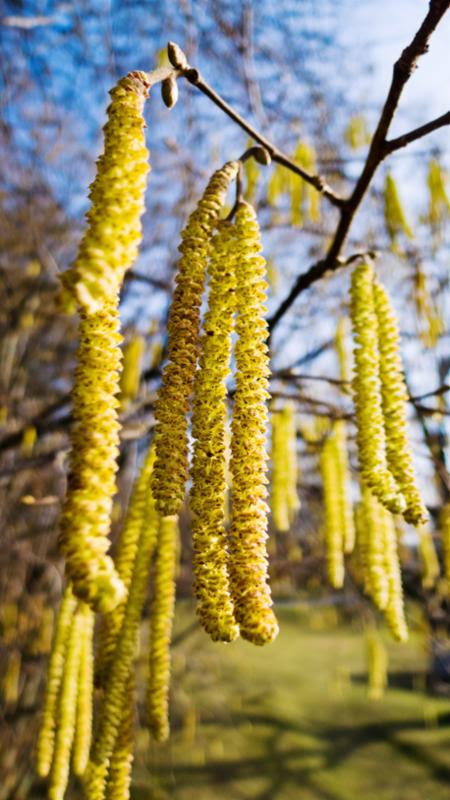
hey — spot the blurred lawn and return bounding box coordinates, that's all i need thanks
[132,602,450,800]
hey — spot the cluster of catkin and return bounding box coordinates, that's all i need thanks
[350,261,427,526]
[152,184,278,646]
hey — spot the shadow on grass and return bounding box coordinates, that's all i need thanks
[133,710,450,800]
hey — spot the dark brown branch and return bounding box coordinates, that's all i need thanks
[268,0,449,330]
[384,110,450,154]
[179,67,344,207]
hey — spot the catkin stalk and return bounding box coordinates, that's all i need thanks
[228,202,278,646]
[190,221,239,642]
[152,162,239,517]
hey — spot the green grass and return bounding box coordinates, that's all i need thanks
[133,602,450,800]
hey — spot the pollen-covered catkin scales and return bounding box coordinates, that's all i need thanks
[360,483,389,610]
[152,161,239,517]
[105,677,135,800]
[96,447,156,687]
[59,302,126,613]
[228,202,278,646]
[190,221,239,642]
[48,606,84,800]
[61,72,150,313]
[148,515,178,741]
[72,603,94,776]
[373,278,428,525]
[36,585,77,778]
[85,482,159,800]
[350,262,405,515]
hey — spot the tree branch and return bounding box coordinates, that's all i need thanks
[268,0,449,330]
[384,110,450,154]
[177,66,344,207]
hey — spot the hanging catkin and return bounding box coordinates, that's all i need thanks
[440,503,450,582]
[72,603,94,776]
[95,446,156,687]
[119,335,145,410]
[190,221,239,642]
[383,172,413,244]
[350,262,405,515]
[85,482,159,800]
[373,278,428,525]
[319,423,345,589]
[418,525,440,589]
[366,629,388,700]
[104,677,134,800]
[36,585,77,778]
[381,506,408,642]
[359,483,389,610]
[59,302,126,613]
[61,72,150,313]
[59,71,151,613]
[228,202,278,646]
[152,161,239,517]
[147,515,178,741]
[271,404,300,533]
[427,158,450,225]
[47,606,84,800]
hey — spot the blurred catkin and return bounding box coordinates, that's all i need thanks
[148,515,178,741]
[59,303,126,613]
[48,606,84,800]
[190,221,239,642]
[383,172,413,244]
[152,161,239,516]
[271,404,300,533]
[373,278,427,525]
[61,72,150,313]
[320,425,345,589]
[367,629,388,700]
[418,526,440,589]
[95,446,156,687]
[119,335,145,409]
[228,202,278,646]
[441,503,450,582]
[85,479,159,800]
[72,603,94,776]
[36,585,77,778]
[350,262,405,515]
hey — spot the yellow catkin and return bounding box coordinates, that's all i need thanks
[95,446,156,687]
[48,605,84,800]
[190,221,239,642]
[413,265,444,349]
[360,484,389,610]
[335,317,351,386]
[2,649,21,705]
[383,172,413,244]
[373,278,428,525]
[148,515,178,742]
[21,425,37,456]
[354,501,372,595]
[418,525,440,589]
[85,484,159,800]
[36,585,77,778]
[228,202,278,646]
[440,503,450,582]
[59,302,126,613]
[105,677,135,800]
[366,629,388,700]
[381,505,408,642]
[350,262,405,515]
[427,158,450,225]
[271,404,301,533]
[334,419,355,555]
[119,335,145,409]
[320,425,345,589]
[61,72,150,314]
[152,161,239,517]
[344,114,371,150]
[72,603,94,777]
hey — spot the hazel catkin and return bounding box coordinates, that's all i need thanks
[350,262,405,515]
[152,161,239,517]
[190,221,239,642]
[373,278,428,525]
[228,202,278,646]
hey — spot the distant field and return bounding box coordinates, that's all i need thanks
[132,602,450,800]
